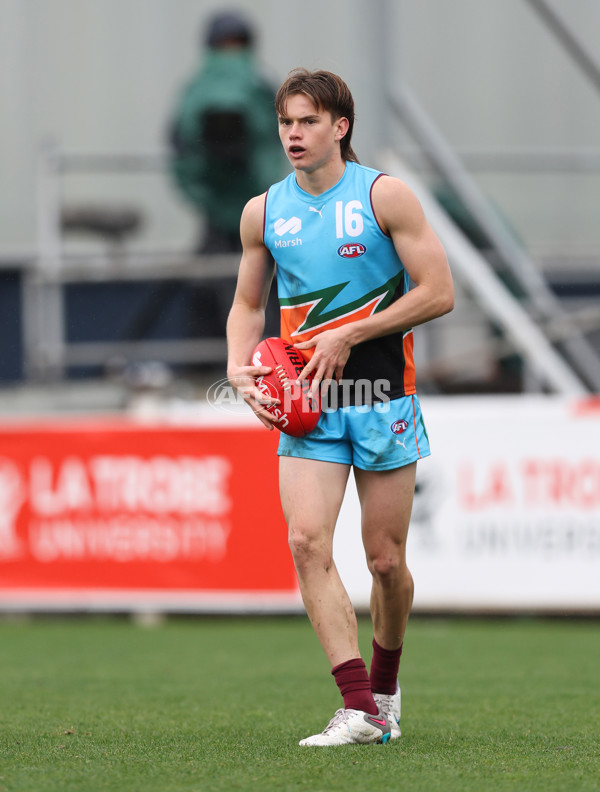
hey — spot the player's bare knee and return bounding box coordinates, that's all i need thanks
[369,555,412,590]
[288,526,331,570]
[369,554,399,581]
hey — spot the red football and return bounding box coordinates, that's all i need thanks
[251,337,321,437]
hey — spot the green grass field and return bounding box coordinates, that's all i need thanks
[0,615,598,792]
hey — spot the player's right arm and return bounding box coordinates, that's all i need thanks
[226,193,279,429]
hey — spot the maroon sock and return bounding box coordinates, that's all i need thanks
[332,658,378,715]
[370,638,403,695]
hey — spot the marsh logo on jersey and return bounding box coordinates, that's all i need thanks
[274,216,303,248]
[338,243,366,258]
[274,217,302,236]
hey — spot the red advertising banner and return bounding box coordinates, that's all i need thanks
[0,417,300,610]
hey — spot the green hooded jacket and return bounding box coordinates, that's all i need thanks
[170,49,286,234]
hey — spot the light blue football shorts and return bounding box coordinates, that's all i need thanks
[277,394,431,471]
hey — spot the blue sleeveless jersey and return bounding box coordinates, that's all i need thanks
[263,161,416,402]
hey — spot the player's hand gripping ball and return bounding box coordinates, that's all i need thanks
[251,337,321,437]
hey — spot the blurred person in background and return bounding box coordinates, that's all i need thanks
[169,9,285,254]
[167,9,285,340]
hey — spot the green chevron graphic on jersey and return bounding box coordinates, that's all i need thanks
[279,271,404,335]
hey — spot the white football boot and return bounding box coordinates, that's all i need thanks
[373,684,401,739]
[299,708,392,746]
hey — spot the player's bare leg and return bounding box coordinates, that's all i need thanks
[355,463,416,738]
[355,462,416,650]
[279,456,357,667]
[280,456,394,745]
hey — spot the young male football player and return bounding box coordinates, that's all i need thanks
[226,68,454,745]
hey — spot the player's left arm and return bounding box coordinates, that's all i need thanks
[296,175,454,391]
[365,174,454,332]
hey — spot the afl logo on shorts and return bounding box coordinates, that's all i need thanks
[391,419,409,434]
[337,243,366,258]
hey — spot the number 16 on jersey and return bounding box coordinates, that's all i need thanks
[336,200,364,238]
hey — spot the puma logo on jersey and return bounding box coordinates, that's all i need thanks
[309,206,324,219]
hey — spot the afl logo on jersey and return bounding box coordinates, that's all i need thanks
[338,243,366,258]
[391,419,409,434]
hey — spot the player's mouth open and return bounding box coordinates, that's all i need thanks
[289,146,305,157]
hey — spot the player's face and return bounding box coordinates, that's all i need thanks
[278,94,347,173]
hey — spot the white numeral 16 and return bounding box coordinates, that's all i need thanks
[335,200,364,238]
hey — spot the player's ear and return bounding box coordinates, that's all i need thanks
[334,116,349,142]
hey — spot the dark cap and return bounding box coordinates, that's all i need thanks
[205,11,254,48]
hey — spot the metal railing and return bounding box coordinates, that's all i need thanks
[380,149,590,395]
[387,85,600,393]
[27,141,239,381]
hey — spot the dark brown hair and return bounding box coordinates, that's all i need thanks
[275,68,358,163]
